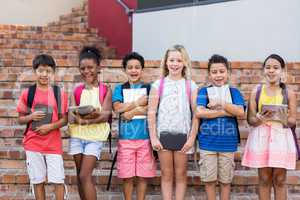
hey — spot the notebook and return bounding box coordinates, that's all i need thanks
[68,105,95,124]
[123,88,147,119]
[31,104,53,130]
[206,85,232,104]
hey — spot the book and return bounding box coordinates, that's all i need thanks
[31,104,53,130]
[261,104,288,121]
[123,88,147,119]
[206,85,232,104]
[68,105,95,116]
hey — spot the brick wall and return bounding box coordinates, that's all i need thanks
[0,0,299,199]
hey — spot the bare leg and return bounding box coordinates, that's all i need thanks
[123,177,134,200]
[136,177,148,200]
[205,182,217,200]
[54,184,65,200]
[33,182,46,200]
[273,168,287,200]
[74,154,86,200]
[258,167,273,200]
[220,183,231,200]
[173,151,188,200]
[159,150,174,200]
[79,155,97,200]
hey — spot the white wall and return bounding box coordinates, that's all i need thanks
[0,0,83,26]
[133,0,300,62]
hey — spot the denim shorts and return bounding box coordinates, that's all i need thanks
[69,138,103,160]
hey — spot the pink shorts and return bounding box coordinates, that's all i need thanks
[117,139,156,178]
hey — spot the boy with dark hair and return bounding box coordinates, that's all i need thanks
[112,52,156,200]
[195,54,245,200]
[16,54,68,200]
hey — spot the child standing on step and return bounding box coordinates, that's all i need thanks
[68,46,112,200]
[16,54,68,200]
[148,45,199,200]
[112,52,156,200]
[242,54,297,200]
[195,54,245,200]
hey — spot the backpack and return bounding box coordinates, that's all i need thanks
[158,78,199,168]
[107,82,152,191]
[24,84,61,135]
[254,83,300,159]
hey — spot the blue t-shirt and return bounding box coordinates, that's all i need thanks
[112,83,149,140]
[197,86,245,152]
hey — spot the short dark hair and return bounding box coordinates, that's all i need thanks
[208,54,229,71]
[79,46,102,65]
[263,54,285,69]
[32,54,56,70]
[122,52,145,69]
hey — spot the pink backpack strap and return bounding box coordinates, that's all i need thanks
[186,79,191,104]
[74,82,107,106]
[158,78,164,98]
[99,82,107,105]
[73,84,85,106]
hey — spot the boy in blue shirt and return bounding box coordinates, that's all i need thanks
[195,55,245,200]
[112,52,156,200]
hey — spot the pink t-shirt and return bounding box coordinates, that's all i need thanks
[16,87,68,154]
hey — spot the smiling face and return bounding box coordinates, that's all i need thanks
[35,65,54,87]
[79,58,98,85]
[263,58,283,85]
[209,63,229,87]
[166,50,185,78]
[125,59,143,84]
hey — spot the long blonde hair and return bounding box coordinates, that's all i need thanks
[160,44,191,79]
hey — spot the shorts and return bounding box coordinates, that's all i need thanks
[25,151,65,184]
[199,150,235,184]
[117,139,156,178]
[69,138,103,160]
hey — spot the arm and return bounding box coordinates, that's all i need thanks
[113,95,147,114]
[247,86,263,127]
[181,88,200,153]
[222,103,245,118]
[72,88,113,125]
[121,105,148,121]
[195,106,229,119]
[147,87,163,150]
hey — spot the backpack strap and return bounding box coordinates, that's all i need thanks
[279,83,300,159]
[27,84,37,114]
[24,84,37,135]
[255,84,263,112]
[73,84,85,106]
[99,82,107,105]
[158,78,164,99]
[52,85,62,117]
[186,80,191,105]
[74,83,107,106]
[229,87,241,144]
